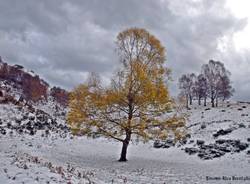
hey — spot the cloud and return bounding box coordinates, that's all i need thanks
[0,0,249,100]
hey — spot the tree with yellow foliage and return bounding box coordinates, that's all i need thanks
[67,28,185,162]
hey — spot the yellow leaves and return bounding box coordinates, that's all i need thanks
[67,27,186,143]
[173,128,187,142]
[117,28,148,41]
[116,28,166,70]
[158,130,168,140]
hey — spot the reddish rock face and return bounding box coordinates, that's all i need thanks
[0,60,49,102]
[50,87,69,106]
[0,58,69,106]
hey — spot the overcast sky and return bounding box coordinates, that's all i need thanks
[0,0,250,100]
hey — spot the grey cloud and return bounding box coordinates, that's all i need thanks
[0,0,68,34]
[0,0,249,99]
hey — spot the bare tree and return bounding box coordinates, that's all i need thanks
[178,73,196,108]
[195,74,208,106]
[217,75,234,105]
[201,60,233,107]
[179,74,190,109]
[189,73,196,105]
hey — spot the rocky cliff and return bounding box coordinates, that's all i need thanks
[0,57,69,106]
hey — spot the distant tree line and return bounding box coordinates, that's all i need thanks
[179,60,234,108]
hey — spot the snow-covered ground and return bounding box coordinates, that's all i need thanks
[1,101,250,183]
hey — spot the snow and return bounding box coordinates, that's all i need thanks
[33,96,67,124]
[19,67,36,78]
[0,134,249,184]
[186,101,250,144]
[0,80,23,101]
[0,101,250,183]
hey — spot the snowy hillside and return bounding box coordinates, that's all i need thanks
[0,102,69,137]
[155,101,250,160]
[184,101,250,159]
[0,101,250,183]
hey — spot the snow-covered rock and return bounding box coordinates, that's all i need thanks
[0,103,69,137]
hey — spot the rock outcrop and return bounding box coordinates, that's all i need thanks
[0,57,69,106]
[0,60,48,102]
[185,139,249,160]
[50,87,69,106]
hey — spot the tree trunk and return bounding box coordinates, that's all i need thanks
[216,97,218,107]
[186,94,189,109]
[119,140,129,162]
[211,98,215,107]
[120,93,133,162]
[198,96,201,105]
[119,131,131,162]
[204,97,207,106]
[189,95,192,105]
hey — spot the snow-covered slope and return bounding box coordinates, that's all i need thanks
[0,102,69,137]
[183,101,250,159]
[0,101,250,183]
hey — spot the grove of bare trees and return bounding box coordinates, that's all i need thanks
[179,60,234,108]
